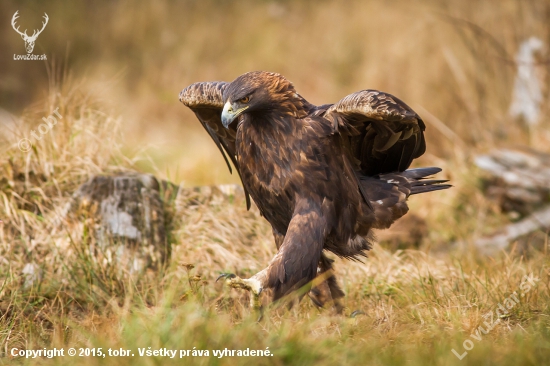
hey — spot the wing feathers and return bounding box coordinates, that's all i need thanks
[180,81,251,209]
[202,121,233,173]
[325,89,426,176]
[179,81,227,109]
[326,90,419,125]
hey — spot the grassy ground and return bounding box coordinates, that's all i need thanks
[1,82,549,366]
[1,0,550,365]
[5,249,550,366]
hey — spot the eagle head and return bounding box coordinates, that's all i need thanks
[221,71,310,128]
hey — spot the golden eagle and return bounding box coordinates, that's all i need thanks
[179,71,450,312]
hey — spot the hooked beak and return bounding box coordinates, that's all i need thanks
[221,101,249,128]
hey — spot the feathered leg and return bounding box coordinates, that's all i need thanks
[267,200,329,301]
[308,254,345,313]
[218,198,331,310]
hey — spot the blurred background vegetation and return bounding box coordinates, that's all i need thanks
[1,1,550,364]
[2,0,548,185]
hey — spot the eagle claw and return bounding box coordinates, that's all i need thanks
[215,272,263,311]
[216,273,236,282]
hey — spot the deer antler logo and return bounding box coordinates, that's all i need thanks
[11,11,49,54]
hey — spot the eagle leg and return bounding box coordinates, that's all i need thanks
[308,254,345,314]
[308,276,345,314]
[216,272,264,311]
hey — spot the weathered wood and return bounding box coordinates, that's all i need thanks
[474,205,550,255]
[67,172,169,273]
[475,148,550,215]
[473,147,550,253]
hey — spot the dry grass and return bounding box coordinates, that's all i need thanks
[1,0,550,364]
[2,0,549,184]
[0,77,549,365]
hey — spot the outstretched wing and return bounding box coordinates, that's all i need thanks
[323,90,426,176]
[179,81,251,209]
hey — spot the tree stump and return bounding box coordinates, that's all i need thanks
[67,172,169,273]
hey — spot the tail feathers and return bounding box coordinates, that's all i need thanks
[358,166,449,231]
[404,167,451,195]
[400,167,442,180]
[377,166,451,196]
[410,183,452,195]
[411,179,449,186]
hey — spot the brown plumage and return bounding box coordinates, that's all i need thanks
[179,71,450,311]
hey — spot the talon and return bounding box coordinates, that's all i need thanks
[215,273,264,311]
[216,273,236,282]
[350,310,365,318]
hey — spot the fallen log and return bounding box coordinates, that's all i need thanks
[473,205,550,255]
[472,147,550,253]
[475,147,550,215]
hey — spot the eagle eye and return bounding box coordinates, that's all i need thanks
[238,96,250,104]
